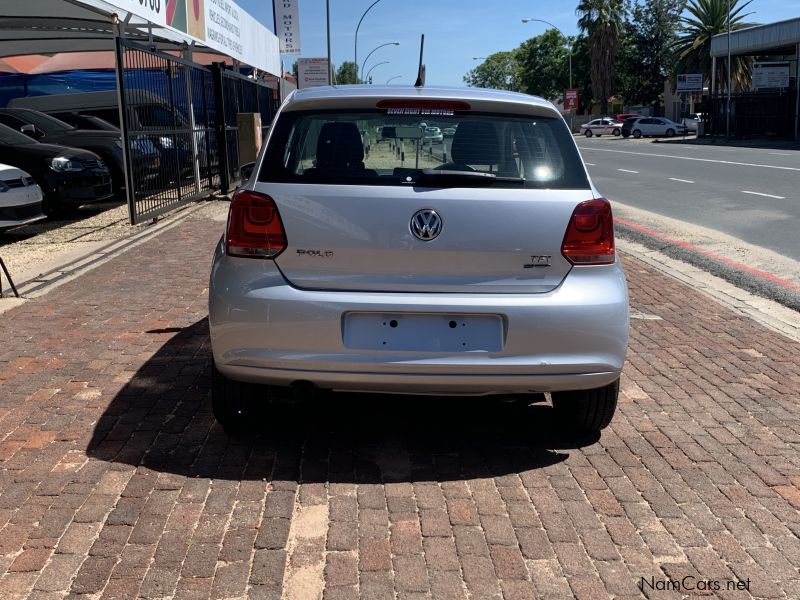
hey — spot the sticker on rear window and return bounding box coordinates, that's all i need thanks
[386,108,454,116]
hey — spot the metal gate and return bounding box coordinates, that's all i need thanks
[213,66,278,192]
[115,38,218,224]
[700,92,797,139]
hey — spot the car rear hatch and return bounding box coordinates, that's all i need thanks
[260,183,588,293]
[249,97,599,294]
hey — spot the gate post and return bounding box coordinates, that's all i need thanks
[113,21,136,225]
[212,63,231,193]
[183,44,202,196]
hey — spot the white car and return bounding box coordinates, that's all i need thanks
[209,86,629,435]
[0,163,45,228]
[424,126,444,144]
[580,118,623,137]
[629,117,688,138]
[681,113,703,132]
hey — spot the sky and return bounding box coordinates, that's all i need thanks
[237,0,800,86]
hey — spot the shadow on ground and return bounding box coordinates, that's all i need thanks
[86,318,598,482]
[0,199,123,246]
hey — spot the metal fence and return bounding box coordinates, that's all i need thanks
[213,66,278,192]
[115,38,218,224]
[700,92,797,139]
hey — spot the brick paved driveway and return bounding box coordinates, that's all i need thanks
[1,203,799,599]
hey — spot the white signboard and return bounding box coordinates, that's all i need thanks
[274,0,302,55]
[676,73,703,92]
[753,62,790,89]
[298,58,329,89]
[95,0,280,74]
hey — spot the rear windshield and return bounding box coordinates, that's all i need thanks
[259,109,589,189]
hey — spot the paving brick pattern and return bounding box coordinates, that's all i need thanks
[1,204,799,598]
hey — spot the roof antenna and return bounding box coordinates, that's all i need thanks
[414,34,425,87]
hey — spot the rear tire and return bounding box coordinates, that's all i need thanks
[612,128,621,136]
[632,129,642,139]
[551,379,619,432]
[584,130,592,137]
[211,360,264,434]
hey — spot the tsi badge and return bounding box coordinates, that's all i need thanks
[524,255,552,268]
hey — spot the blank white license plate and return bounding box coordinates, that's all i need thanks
[343,313,504,352]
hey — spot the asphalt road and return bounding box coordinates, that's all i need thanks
[576,137,800,260]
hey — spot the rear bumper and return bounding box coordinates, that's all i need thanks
[209,241,629,395]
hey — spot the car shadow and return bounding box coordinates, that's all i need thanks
[86,318,600,483]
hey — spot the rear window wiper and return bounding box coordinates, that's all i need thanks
[408,169,526,187]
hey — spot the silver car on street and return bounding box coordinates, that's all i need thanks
[209,86,629,433]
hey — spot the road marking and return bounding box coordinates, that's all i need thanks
[768,152,791,156]
[584,162,596,166]
[668,178,694,183]
[618,169,639,174]
[578,147,800,172]
[741,190,786,199]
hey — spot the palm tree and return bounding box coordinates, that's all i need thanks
[576,0,625,114]
[672,0,754,92]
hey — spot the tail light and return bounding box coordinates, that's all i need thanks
[561,198,615,265]
[226,190,287,258]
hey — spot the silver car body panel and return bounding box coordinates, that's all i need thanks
[209,85,628,395]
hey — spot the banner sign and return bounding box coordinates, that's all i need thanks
[753,62,790,89]
[274,0,301,55]
[676,73,703,92]
[564,88,579,110]
[297,58,329,89]
[104,0,280,74]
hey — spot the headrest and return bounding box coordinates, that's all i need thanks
[316,122,364,168]
[450,121,502,165]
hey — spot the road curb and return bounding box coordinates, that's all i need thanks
[617,234,800,343]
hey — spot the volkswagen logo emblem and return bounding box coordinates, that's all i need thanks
[410,209,443,241]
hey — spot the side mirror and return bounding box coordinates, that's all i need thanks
[240,162,256,180]
[20,124,41,139]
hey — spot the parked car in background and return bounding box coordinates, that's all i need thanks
[681,113,703,132]
[442,126,457,137]
[424,126,444,144]
[614,113,641,122]
[629,117,688,138]
[10,91,202,178]
[0,124,113,216]
[580,118,623,137]
[209,86,629,435]
[0,108,125,189]
[0,162,45,228]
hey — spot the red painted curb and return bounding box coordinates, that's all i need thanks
[615,217,800,294]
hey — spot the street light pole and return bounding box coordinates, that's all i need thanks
[355,0,388,83]
[361,42,399,82]
[386,75,402,84]
[522,18,573,129]
[726,0,731,140]
[365,61,389,83]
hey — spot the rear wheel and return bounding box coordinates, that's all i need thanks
[612,128,621,136]
[551,379,619,432]
[211,360,265,434]
[632,129,642,139]
[584,130,592,137]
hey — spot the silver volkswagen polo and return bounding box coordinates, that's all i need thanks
[209,86,629,433]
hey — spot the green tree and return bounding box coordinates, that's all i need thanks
[617,0,685,108]
[672,0,753,92]
[463,51,519,91]
[576,0,625,113]
[336,61,358,85]
[516,29,572,101]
